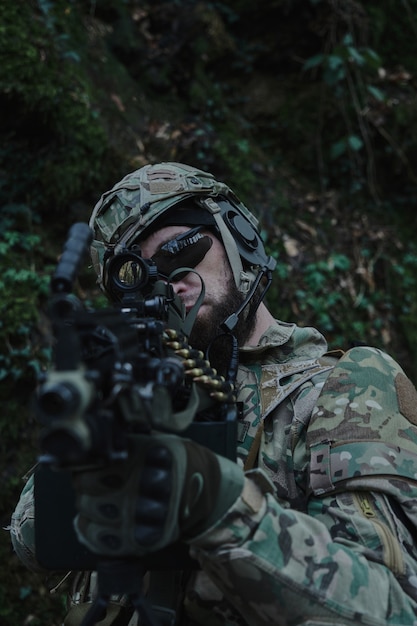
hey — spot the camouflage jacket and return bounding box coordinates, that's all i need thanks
[11,320,417,625]
[183,320,417,626]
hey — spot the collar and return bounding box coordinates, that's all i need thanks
[239,319,328,363]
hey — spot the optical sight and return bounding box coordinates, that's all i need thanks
[104,252,159,301]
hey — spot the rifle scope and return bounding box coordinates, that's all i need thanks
[104,252,159,301]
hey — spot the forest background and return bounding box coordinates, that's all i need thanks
[2,0,417,623]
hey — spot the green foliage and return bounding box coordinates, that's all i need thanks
[367,0,417,72]
[0,204,63,624]
[302,31,385,196]
[294,254,370,344]
[387,244,417,376]
[0,203,49,515]
[3,1,417,622]
[303,34,382,85]
[0,1,115,211]
[265,226,417,381]
[0,205,50,388]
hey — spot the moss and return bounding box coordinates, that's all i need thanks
[0,1,119,212]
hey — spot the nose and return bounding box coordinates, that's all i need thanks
[170,273,201,311]
[171,277,189,296]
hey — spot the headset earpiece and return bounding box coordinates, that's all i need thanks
[217,201,271,268]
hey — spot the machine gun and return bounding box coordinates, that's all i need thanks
[33,223,238,626]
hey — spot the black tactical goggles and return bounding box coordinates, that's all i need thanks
[150,226,213,280]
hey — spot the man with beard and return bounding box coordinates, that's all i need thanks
[137,223,262,375]
[11,162,417,625]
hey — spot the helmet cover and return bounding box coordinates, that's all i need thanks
[89,162,274,293]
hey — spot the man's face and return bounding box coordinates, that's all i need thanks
[139,225,251,372]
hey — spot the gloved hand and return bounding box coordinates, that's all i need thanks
[72,433,244,557]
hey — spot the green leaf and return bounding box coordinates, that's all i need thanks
[347,46,365,66]
[327,54,344,70]
[366,85,385,102]
[62,50,81,63]
[363,48,382,69]
[330,139,347,160]
[347,135,363,151]
[330,254,351,271]
[303,53,325,71]
[19,586,32,600]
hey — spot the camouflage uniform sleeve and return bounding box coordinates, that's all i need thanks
[10,473,43,572]
[188,453,417,624]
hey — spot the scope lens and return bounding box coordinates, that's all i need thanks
[104,253,157,297]
[116,259,145,288]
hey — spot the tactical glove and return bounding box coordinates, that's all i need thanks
[72,433,244,557]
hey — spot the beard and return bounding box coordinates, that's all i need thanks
[188,279,256,378]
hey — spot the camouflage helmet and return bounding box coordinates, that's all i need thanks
[89,162,275,293]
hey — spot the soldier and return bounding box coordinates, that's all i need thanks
[11,162,417,625]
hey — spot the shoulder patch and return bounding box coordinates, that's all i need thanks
[395,372,417,426]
